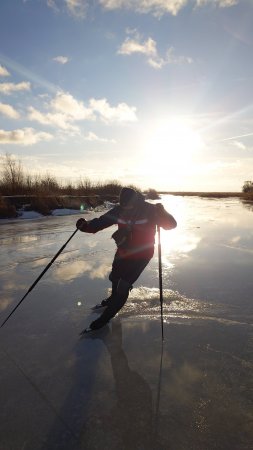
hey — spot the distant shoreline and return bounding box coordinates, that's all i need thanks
[159,192,253,199]
[1,191,253,220]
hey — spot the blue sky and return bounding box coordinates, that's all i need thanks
[0,0,253,191]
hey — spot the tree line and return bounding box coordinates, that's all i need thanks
[0,153,126,197]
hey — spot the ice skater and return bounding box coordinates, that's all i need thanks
[76,187,177,331]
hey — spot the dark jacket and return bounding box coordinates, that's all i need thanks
[85,198,177,260]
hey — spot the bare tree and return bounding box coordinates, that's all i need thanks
[0,153,24,194]
[40,173,60,194]
[242,180,253,193]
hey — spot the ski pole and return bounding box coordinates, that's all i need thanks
[153,339,164,445]
[1,228,78,328]
[157,225,164,341]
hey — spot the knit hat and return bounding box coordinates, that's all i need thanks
[119,187,137,207]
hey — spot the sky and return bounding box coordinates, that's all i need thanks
[0,0,253,192]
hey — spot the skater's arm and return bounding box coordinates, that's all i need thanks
[155,203,177,230]
[76,207,119,233]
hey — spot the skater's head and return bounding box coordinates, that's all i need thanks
[119,187,137,209]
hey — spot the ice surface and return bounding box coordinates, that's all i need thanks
[0,196,253,449]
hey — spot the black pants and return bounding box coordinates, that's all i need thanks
[90,255,151,329]
[109,253,151,286]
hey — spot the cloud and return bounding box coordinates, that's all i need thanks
[28,90,137,130]
[28,106,80,132]
[0,103,20,119]
[118,36,157,56]
[118,34,192,69]
[89,97,137,123]
[65,0,88,18]
[100,0,188,16]
[53,55,70,64]
[196,0,238,7]
[0,55,57,93]
[0,81,31,95]
[51,91,93,119]
[84,131,116,143]
[47,0,88,18]
[230,140,247,151]
[100,0,238,16]
[0,65,10,77]
[47,0,59,12]
[0,128,53,145]
[47,0,238,18]
[28,91,94,131]
[165,46,193,64]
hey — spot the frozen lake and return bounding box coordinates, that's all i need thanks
[0,195,253,450]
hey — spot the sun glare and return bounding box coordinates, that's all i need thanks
[141,117,204,179]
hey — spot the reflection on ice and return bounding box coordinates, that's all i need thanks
[52,258,111,283]
[0,234,39,245]
[0,296,13,312]
[53,260,94,282]
[51,257,112,283]
[158,226,201,262]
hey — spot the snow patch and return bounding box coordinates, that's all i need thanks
[51,208,82,216]
[18,211,43,219]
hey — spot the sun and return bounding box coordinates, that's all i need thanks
[141,117,204,174]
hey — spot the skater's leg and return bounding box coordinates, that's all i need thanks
[90,279,132,330]
[89,258,151,330]
[101,281,118,306]
[93,259,119,309]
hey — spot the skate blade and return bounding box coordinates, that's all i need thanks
[91,304,107,311]
[79,327,93,335]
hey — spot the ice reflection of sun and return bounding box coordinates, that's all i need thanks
[158,227,201,266]
[155,196,202,267]
[142,117,204,176]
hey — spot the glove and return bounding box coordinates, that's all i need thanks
[155,203,177,229]
[155,203,165,213]
[155,203,165,223]
[76,218,87,231]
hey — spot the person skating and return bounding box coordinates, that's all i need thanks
[76,187,177,331]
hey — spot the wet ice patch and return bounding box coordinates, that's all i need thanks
[125,286,210,317]
[122,286,246,326]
